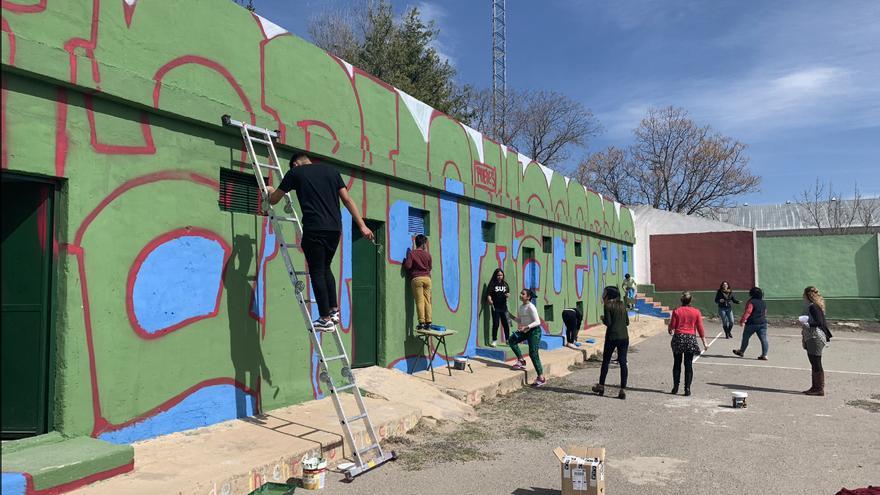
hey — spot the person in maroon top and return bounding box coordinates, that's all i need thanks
[404,234,433,330]
[667,292,708,396]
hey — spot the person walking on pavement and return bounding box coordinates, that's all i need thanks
[801,286,833,396]
[733,287,769,360]
[404,234,433,330]
[508,289,547,387]
[486,268,511,347]
[715,281,741,339]
[622,274,637,309]
[592,286,630,399]
[267,152,374,331]
[667,292,708,396]
[562,305,584,347]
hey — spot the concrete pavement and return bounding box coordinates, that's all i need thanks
[73,317,668,494]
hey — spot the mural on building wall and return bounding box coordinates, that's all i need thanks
[1,0,634,444]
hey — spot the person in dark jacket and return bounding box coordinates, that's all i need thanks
[592,287,630,399]
[801,286,832,396]
[714,281,741,339]
[486,268,511,347]
[733,287,769,360]
[562,306,584,346]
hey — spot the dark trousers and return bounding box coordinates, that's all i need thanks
[301,230,341,318]
[673,352,694,388]
[808,354,823,372]
[600,339,629,388]
[491,307,510,341]
[562,311,580,344]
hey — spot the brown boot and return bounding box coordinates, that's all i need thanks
[802,372,817,394]
[805,372,825,396]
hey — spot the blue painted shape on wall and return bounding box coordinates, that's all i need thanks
[553,236,566,293]
[250,220,277,319]
[340,208,352,329]
[576,266,588,298]
[601,244,609,273]
[1,473,27,495]
[467,205,488,356]
[610,244,618,275]
[440,179,464,311]
[593,253,601,302]
[388,200,412,263]
[392,354,452,374]
[132,236,225,333]
[524,260,541,290]
[98,384,256,444]
[512,238,521,260]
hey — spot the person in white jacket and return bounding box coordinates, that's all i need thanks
[508,289,547,387]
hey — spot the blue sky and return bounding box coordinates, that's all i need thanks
[253,0,879,204]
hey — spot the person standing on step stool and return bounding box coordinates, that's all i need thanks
[486,268,511,347]
[508,289,547,387]
[592,286,630,399]
[622,274,637,309]
[667,292,708,396]
[801,286,832,396]
[267,152,374,331]
[733,287,769,360]
[562,306,583,347]
[404,234,433,330]
[715,281,741,339]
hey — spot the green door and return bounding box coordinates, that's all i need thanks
[351,220,383,368]
[2,177,55,439]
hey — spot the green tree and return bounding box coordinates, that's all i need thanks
[309,1,472,121]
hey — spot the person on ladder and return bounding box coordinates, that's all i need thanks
[267,152,374,331]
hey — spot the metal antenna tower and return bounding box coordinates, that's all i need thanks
[492,0,506,140]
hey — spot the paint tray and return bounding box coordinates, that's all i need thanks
[248,482,296,494]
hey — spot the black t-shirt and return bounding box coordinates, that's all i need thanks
[489,281,510,309]
[278,163,346,232]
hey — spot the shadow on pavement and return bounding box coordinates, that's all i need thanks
[707,382,801,395]
[511,488,560,495]
[624,386,671,395]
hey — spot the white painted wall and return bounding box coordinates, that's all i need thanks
[632,206,755,285]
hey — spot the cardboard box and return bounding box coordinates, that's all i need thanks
[553,446,605,495]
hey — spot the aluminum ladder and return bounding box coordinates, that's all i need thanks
[221,115,396,481]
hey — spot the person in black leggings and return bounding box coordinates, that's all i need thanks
[801,286,832,396]
[592,287,630,399]
[562,306,583,346]
[486,268,511,347]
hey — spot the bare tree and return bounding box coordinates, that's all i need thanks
[308,5,363,63]
[464,89,600,171]
[576,106,759,215]
[796,180,879,234]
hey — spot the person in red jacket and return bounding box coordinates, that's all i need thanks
[667,292,708,396]
[404,234,433,330]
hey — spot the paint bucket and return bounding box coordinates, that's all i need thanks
[301,457,327,490]
[452,356,468,371]
[731,391,748,409]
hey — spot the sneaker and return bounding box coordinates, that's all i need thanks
[312,318,335,332]
[490,341,498,347]
[618,389,626,400]
[757,355,768,361]
[512,359,526,371]
[591,384,605,396]
[531,377,547,388]
[732,349,744,357]
[329,310,341,324]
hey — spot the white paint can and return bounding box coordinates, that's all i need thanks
[731,391,748,409]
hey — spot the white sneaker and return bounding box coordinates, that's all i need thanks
[490,341,497,347]
[312,318,335,332]
[329,310,341,324]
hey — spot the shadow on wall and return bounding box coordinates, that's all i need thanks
[855,237,880,297]
[226,234,272,417]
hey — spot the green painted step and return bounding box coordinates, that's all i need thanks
[1,431,64,457]
[1,436,133,491]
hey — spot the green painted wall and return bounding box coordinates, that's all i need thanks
[757,234,879,298]
[1,1,633,442]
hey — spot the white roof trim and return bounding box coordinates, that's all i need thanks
[255,14,288,40]
[398,89,433,143]
[461,124,485,163]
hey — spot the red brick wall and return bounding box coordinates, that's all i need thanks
[650,231,755,291]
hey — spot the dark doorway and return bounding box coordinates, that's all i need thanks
[2,175,56,439]
[351,220,384,368]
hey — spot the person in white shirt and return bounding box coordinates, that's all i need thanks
[507,289,547,387]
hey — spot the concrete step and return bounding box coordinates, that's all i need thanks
[73,395,419,495]
[1,436,133,495]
